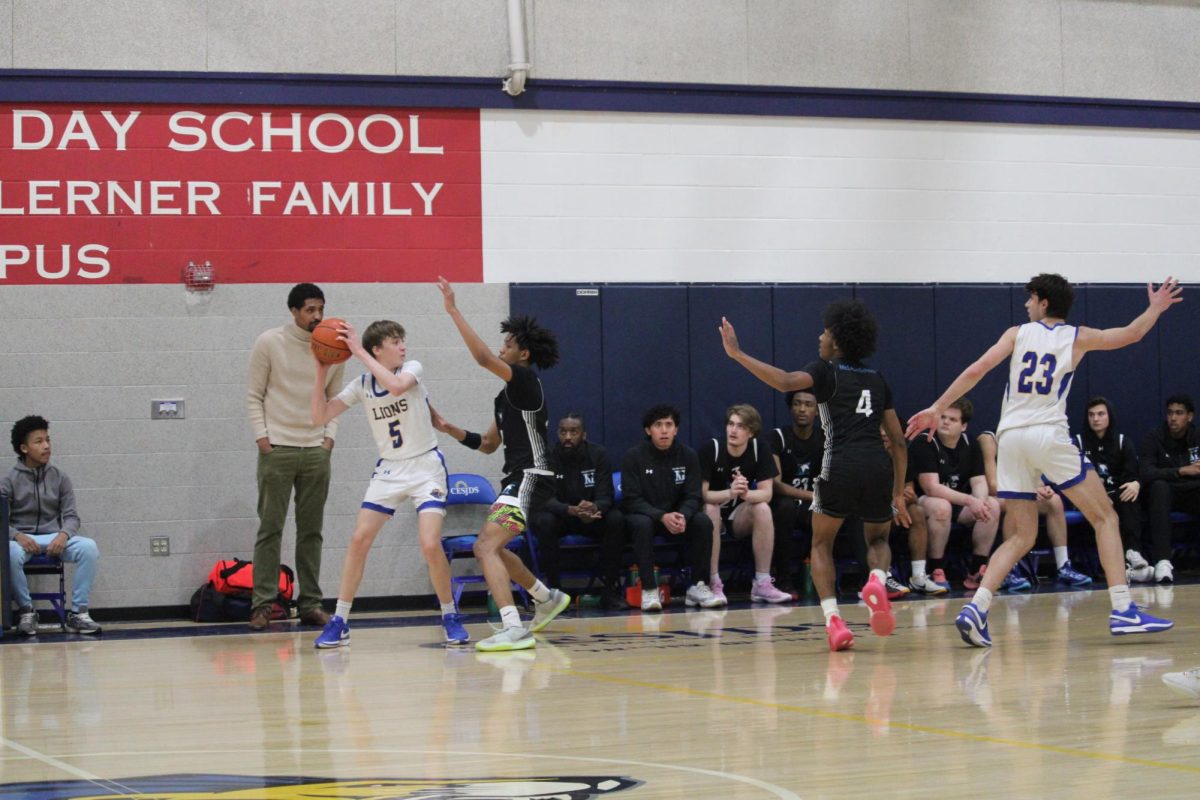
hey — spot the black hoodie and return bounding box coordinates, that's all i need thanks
[619,439,702,522]
[1075,403,1138,495]
[1139,422,1200,486]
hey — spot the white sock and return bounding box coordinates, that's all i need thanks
[870,568,889,585]
[335,600,352,621]
[1054,546,1069,570]
[1109,584,1132,613]
[820,597,840,624]
[529,580,551,603]
[440,601,457,616]
[911,560,927,580]
[972,587,993,613]
[755,572,771,583]
[499,605,523,629]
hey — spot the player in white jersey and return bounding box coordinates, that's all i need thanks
[908,274,1182,647]
[309,319,467,649]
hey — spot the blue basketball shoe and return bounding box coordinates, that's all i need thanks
[1056,561,1093,587]
[442,612,469,645]
[1109,604,1173,636]
[956,602,992,647]
[1000,567,1032,592]
[314,615,350,649]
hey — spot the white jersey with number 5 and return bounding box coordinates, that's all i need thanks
[336,360,438,461]
[996,322,1078,435]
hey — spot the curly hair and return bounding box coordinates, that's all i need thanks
[11,415,49,457]
[823,299,878,364]
[501,314,560,370]
[1025,273,1074,319]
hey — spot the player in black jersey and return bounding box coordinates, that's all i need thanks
[434,278,571,652]
[720,300,910,652]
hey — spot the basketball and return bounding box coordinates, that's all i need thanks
[310,318,352,364]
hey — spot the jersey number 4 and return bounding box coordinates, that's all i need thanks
[1017,351,1056,395]
[855,389,873,416]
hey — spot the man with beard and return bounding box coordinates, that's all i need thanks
[246,283,344,630]
[532,414,626,608]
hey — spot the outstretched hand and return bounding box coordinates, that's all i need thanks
[1148,277,1183,313]
[337,320,365,357]
[718,317,741,358]
[436,276,457,313]
[905,408,939,441]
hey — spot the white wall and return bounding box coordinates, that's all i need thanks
[482,110,1200,284]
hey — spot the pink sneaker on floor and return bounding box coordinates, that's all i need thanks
[710,577,728,607]
[827,615,854,651]
[751,576,794,604]
[862,574,895,637]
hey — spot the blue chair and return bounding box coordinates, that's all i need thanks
[24,555,67,629]
[441,473,537,611]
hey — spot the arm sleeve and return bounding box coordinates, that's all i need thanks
[591,445,615,514]
[676,448,704,519]
[968,439,986,479]
[909,438,939,479]
[543,447,569,517]
[620,447,664,521]
[57,472,81,537]
[1119,435,1140,485]
[0,474,19,538]
[322,361,346,440]
[246,334,271,441]
[1139,431,1179,483]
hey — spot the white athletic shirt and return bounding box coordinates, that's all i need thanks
[336,361,437,461]
[996,321,1078,435]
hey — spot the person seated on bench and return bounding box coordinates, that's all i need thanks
[910,398,1000,592]
[1138,393,1200,584]
[533,413,626,609]
[2,415,101,635]
[620,404,720,612]
[701,403,792,604]
[768,390,821,595]
[1076,397,1156,583]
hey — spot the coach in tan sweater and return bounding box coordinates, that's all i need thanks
[246,283,345,630]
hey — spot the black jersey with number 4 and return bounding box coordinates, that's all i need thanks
[804,358,892,472]
[495,363,550,484]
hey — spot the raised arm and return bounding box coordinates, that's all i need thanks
[906,327,1018,440]
[437,276,513,382]
[1075,278,1182,355]
[719,317,814,392]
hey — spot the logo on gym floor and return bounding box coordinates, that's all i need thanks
[0,775,642,799]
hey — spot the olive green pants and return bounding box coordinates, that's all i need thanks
[252,445,331,613]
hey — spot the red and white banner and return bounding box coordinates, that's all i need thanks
[0,103,482,284]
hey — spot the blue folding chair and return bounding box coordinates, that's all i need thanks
[440,473,537,611]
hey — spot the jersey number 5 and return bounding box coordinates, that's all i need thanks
[388,420,404,448]
[1017,351,1056,395]
[855,389,873,416]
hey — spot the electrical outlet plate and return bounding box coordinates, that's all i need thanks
[150,536,170,556]
[151,399,185,420]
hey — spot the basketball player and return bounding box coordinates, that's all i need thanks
[310,320,467,648]
[432,277,570,652]
[907,275,1182,647]
[719,300,911,651]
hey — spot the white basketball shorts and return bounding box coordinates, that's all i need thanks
[361,448,448,516]
[996,424,1091,500]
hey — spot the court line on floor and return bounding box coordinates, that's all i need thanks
[0,747,802,799]
[0,737,142,795]
[545,666,1200,774]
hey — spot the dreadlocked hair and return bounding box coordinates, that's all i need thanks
[501,314,560,369]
